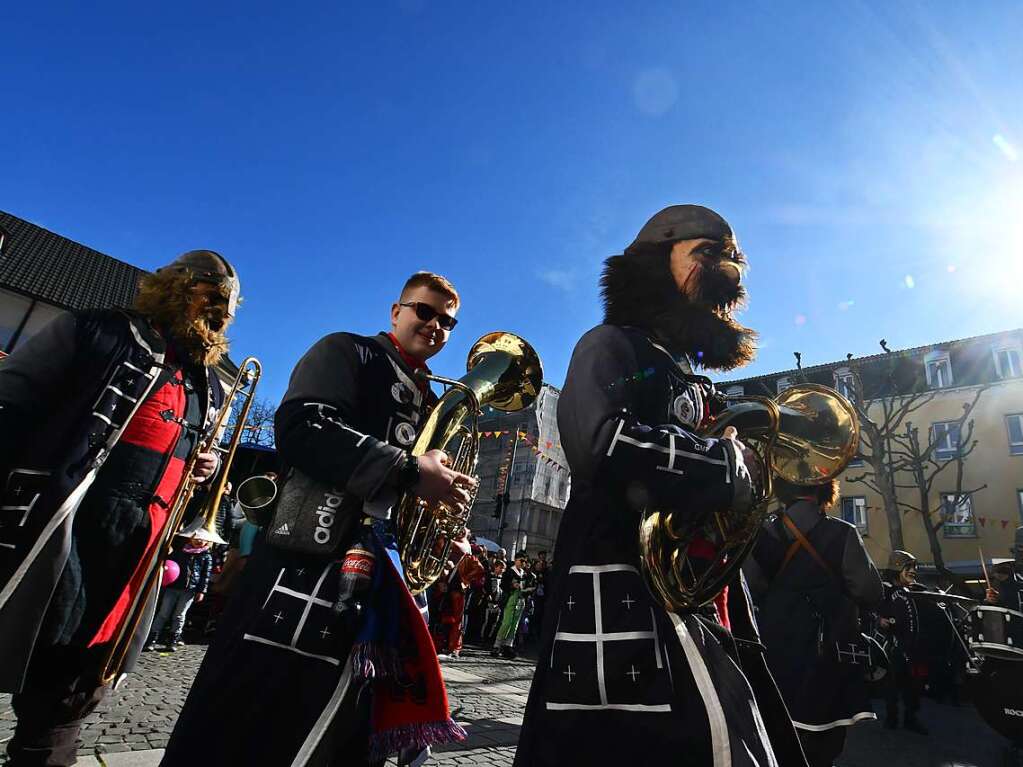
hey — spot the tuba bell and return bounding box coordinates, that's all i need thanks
[638,383,859,613]
[397,331,543,594]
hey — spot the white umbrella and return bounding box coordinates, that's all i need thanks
[472,536,501,552]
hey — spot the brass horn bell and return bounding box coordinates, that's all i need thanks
[638,383,859,613]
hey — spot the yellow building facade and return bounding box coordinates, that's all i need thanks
[725,329,1023,573]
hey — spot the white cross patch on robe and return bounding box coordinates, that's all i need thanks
[545,564,673,712]
[242,563,345,666]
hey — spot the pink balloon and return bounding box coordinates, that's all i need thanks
[163,559,181,586]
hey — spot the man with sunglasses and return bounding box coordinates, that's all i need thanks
[163,271,474,767]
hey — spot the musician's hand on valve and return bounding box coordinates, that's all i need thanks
[191,451,219,482]
[722,426,761,489]
[415,449,477,507]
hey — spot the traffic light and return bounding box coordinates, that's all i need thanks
[492,491,511,519]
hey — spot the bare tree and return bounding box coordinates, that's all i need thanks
[224,396,277,448]
[888,389,988,570]
[840,341,938,552]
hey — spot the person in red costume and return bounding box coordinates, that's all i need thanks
[435,554,486,659]
[0,250,240,766]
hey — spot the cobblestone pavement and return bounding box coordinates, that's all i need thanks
[1,643,1016,766]
[0,644,203,762]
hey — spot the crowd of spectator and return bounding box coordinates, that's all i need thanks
[428,542,551,661]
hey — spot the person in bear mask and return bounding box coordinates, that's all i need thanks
[514,205,807,767]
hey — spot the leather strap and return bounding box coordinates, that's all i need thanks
[778,513,834,579]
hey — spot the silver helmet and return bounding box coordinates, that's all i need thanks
[888,549,917,572]
[158,250,240,318]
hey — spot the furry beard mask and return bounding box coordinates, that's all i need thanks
[600,247,756,371]
[133,270,233,366]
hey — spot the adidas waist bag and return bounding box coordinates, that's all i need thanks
[266,469,358,557]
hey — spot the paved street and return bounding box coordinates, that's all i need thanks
[0,643,1015,766]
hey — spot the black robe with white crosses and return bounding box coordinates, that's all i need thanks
[162,332,432,767]
[515,324,807,767]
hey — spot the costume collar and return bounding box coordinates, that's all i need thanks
[385,332,430,373]
[643,330,694,375]
[379,332,432,395]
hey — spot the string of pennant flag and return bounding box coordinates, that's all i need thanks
[977,518,1012,529]
[482,430,568,474]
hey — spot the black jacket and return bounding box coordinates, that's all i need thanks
[168,547,214,594]
[515,324,805,767]
[747,502,883,729]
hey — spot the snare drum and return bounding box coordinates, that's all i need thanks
[968,605,1023,661]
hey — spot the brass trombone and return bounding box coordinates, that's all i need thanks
[97,356,262,685]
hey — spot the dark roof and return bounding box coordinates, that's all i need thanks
[0,210,144,311]
[0,210,240,377]
[723,328,1023,387]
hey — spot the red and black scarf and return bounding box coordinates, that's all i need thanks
[349,524,465,760]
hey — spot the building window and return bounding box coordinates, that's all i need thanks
[840,496,868,534]
[725,385,744,397]
[834,368,855,400]
[776,377,792,394]
[994,346,1022,380]
[847,438,865,467]
[1008,414,1023,456]
[942,493,976,537]
[931,421,962,460]
[924,350,953,389]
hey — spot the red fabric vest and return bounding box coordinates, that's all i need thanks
[88,368,191,646]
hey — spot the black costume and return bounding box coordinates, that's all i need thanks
[993,568,1023,612]
[162,332,438,767]
[517,204,805,767]
[745,501,883,766]
[878,577,924,730]
[516,323,805,766]
[0,310,222,765]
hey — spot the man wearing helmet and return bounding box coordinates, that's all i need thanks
[985,526,1023,610]
[0,250,239,765]
[878,549,928,734]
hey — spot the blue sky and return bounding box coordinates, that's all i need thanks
[3,2,1021,404]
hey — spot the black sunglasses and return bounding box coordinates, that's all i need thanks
[399,301,458,330]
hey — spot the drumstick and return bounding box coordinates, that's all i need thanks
[979,547,993,592]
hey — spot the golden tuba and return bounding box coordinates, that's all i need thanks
[638,383,859,613]
[97,356,261,685]
[397,332,542,594]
